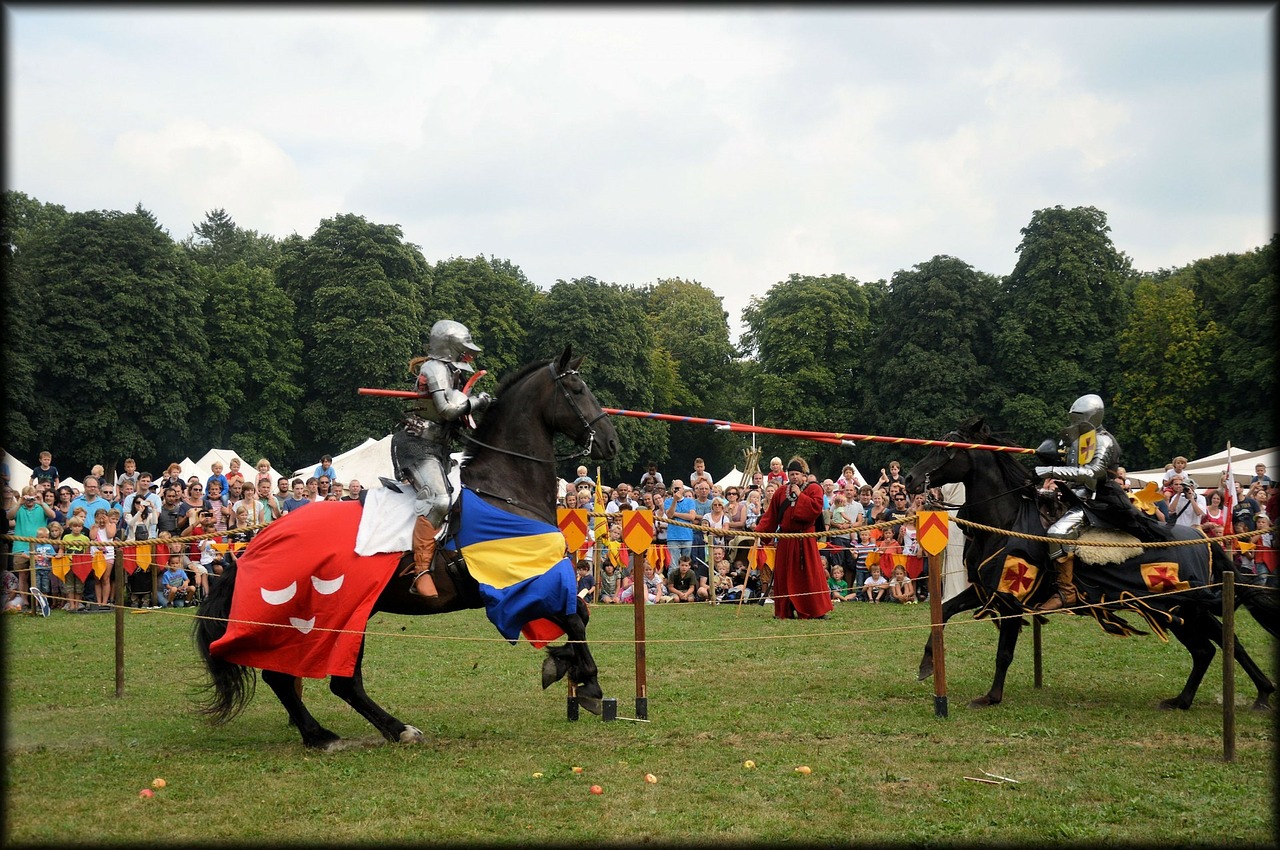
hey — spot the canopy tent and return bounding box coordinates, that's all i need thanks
[1128,446,1278,488]
[2,450,35,491]
[187,448,289,489]
[293,435,395,491]
[713,466,745,490]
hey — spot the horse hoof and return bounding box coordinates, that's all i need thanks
[1156,699,1185,711]
[967,696,996,709]
[917,661,934,682]
[398,725,424,744]
[541,656,560,689]
[1250,701,1272,713]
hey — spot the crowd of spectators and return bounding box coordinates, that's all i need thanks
[1,451,368,614]
[6,451,1276,615]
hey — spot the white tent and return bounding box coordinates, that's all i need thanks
[1128,446,1278,488]
[294,435,395,490]
[714,466,745,490]
[188,448,288,489]
[2,450,35,490]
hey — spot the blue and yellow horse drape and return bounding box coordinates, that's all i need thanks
[456,488,578,645]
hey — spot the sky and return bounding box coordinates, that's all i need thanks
[6,6,1273,343]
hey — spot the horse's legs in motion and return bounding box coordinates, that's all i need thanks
[329,639,424,743]
[1163,608,1275,712]
[918,586,980,681]
[969,612,1024,708]
[542,607,603,715]
[261,669,342,750]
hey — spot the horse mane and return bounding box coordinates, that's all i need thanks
[469,358,551,445]
[955,416,1034,492]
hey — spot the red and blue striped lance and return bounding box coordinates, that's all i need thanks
[601,408,1034,454]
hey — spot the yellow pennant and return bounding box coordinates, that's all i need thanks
[135,545,152,571]
[91,550,109,578]
[916,511,950,556]
[52,554,72,581]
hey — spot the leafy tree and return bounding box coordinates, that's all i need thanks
[183,208,280,271]
[2,192,71,450]
[428,255,540,380]
[740,273,871,474]
[861,256,1004,475]
[639,278,741,478]
[521,277,670,480]
[274,214,431,464]
[189,261,303,464]
[1112,279,1220,467]
[993,206,1133,447]
[5,205,209,472]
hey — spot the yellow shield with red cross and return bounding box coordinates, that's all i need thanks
[621,510,655,555]
[557,508,589,555]
[1077,429,1097,465]
[916,511,950,556]
[996,556,1039,601]
[1140,562,1190,594]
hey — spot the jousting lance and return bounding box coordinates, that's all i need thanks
[601,407,1033,454]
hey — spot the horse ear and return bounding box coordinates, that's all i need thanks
[568,354,584,372]
[556,345,573,371]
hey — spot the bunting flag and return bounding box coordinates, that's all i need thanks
[121,546,137,575]
[91,550,109,579]
[71,552,92,582]
[135,545,152,572]
[51,553,72,581]
[454,488,577,646]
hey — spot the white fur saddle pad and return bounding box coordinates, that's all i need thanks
[1075,528,1143,566]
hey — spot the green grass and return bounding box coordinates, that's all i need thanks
[3,598,1276,845]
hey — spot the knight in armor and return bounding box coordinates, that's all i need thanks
[1032,393,1123,612]
[390,320,492,597]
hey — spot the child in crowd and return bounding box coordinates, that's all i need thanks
[852,528,876,600]
[89,508,117,608]
[829,564,858,602]
[889,563,916,604]
[32,526,57,603]
[863,561,888,603]
[713,558,734,602]
[225,458,245,490]
[598,561,621,603]
[575,559,595,602]
[61,517,91,612]
[160,554,195,608]
[206,462,230,500]
[256,457,274,486]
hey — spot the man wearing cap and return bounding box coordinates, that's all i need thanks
[756,456,834,620]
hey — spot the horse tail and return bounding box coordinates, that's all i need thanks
[193,558,256,724]
[1235,583,1280,641]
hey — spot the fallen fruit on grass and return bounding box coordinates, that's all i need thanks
[151,778,166,789]
[532,772,544,778]
[743,760,756,769]
[589,785,603,795]
[644,773,658,784]
[138,788,154,798]
[572,766,584,774]
[795,765,812,775]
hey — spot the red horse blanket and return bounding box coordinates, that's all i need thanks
[208,502,402,679]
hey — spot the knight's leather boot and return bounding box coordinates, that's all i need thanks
[1036,553,1078,612]
[410,516,439,597]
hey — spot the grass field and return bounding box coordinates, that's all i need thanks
[3,596,1276,845]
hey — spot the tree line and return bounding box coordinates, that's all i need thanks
[2,191,1274,484]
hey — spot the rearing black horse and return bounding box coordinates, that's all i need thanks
[904,416,1278,711]
[194,346,619,749]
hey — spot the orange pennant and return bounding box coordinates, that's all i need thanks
[136,545,152,571]
[557,508,589,555]
[52,554,72,581]
[91,550,109,579]
[916,511,950,556]
[621,510,654,555]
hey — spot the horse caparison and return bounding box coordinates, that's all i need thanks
[904,416,1278,711]
[193,346,620,749]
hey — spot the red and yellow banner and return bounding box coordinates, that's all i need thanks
[557,508,589,554]
[621,510,654,555]
[996,556,1038,601]
[1140,562,1190,594]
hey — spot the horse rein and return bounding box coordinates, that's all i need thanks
[460,362,609,464]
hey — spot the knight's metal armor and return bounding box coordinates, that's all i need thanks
[1034,394,1121,561]
[391,320,491,596]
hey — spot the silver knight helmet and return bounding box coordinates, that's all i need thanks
[427,319,482,373]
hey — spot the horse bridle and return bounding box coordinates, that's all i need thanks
[919,430,1032,512]
[461,362,609,464]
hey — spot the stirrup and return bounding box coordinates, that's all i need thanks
[408,568,438,597]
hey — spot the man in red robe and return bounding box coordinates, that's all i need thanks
[758,456,834,620]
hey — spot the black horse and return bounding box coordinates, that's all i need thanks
[194,347,619,749]
[904,416,1278,711]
